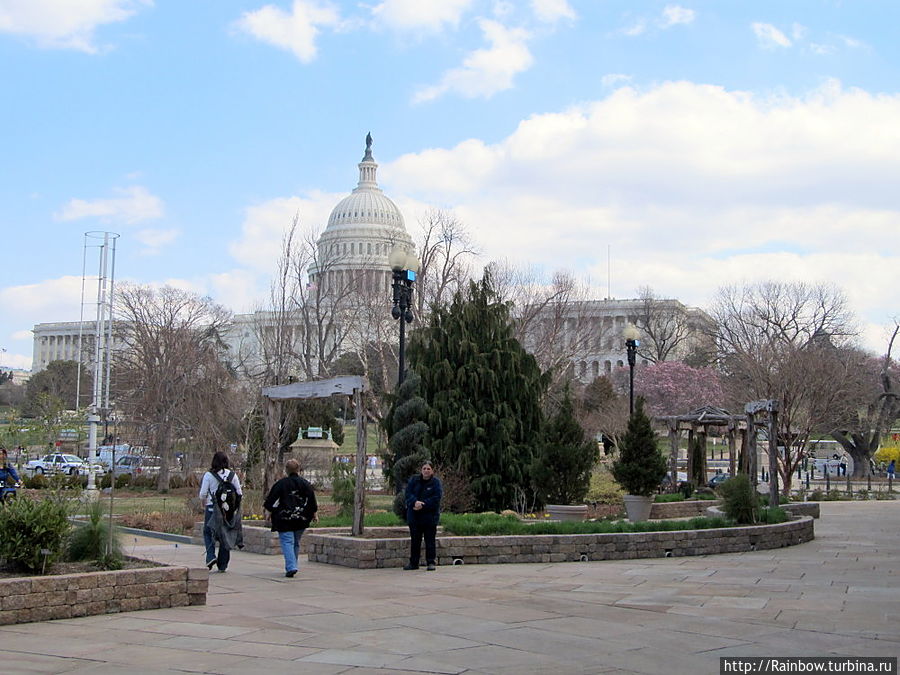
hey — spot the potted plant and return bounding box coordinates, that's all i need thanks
[531,388,597,521]
[611,398,668,521]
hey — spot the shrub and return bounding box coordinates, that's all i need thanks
[0,494,71,573]
[610,399,668,497]
[24,473,49,489]
[718,474,758,524]
[67,501,123,569]
[131,474,156,490]
[330,462,355,517]
[586,467,625,505]
[680,481,695,499]
[434,463,475,515]
[808,489,825,501]
[169,474,185,490]
[757,507,789,524]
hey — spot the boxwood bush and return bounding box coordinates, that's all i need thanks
[0,495,71,573]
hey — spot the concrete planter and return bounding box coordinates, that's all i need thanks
[545,504,588,521]
[623,494,653,522]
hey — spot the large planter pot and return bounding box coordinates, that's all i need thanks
[545,504,588,521]
[622,494,653,522]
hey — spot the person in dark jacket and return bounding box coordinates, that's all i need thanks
[404,461,443,571]
[264,458,318,578]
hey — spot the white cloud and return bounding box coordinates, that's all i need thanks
[0,0,150,53]
[371,0,472,32]
[660,5,695,28]
[413,19,533,102]
[791,23,807,41]
[228,192,341,273]
[235,0,339,63]
[601,73,631,88]
[621,19,646,37]
[752,22,792,49]
[135,227,179,254]
[55,185,164,224]
[531,0,576,25]
[386,80,900,353]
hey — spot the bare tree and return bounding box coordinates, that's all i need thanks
[491,262,606,387]
[633,286,694,363]
[113,284,235,490]
[830,321,900,477]
[711,281,858,493]
[414,209,477,319]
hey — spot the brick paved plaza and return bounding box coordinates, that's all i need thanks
[0,501,897,674]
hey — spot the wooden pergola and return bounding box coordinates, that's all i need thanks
[655,400,781,503]
[262,376,370,535]
[655,406,747,490]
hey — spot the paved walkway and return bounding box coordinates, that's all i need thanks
[0,502,897,674]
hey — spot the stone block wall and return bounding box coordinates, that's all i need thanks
[0,564,208,626]
[649,499,721,519]
[305,518,814,569]
[192,522,346,555]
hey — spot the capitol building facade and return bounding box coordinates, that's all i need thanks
[32,136,711,382]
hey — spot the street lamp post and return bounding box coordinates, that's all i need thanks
[623,324,640,415]
[389,246,419,387]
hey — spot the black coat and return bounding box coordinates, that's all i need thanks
[405,474,442,526]
[264,474,317,532]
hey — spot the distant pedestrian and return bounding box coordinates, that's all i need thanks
[199,451,243,572]
[888,460,896,481]
[264,458,318,578]
[404,461,443,571]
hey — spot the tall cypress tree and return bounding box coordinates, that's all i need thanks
[381,372,430,495]
[408,271,546,511]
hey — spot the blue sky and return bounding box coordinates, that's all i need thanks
[2,0,899,369]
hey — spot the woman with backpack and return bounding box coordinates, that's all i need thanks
[264,458,318,578]
[199,450,243,572]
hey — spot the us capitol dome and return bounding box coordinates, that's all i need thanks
[309,133,415,297]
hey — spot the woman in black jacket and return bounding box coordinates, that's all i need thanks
[404,461,443,571]
[264,459,318,578]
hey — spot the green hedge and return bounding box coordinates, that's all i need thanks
[0,495,71,573]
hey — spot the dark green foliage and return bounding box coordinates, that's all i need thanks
[329,462,356,517]
[67,501,123,569]
[654,492,717,503]
[409,271,547,512]
[22,360,90,417]
[24,473,49,489]
[381,372,430,496]
[757,507,788,524]
[311,511,403,528]
[610,399,668,497]
[718,473,759,524]
[680,481,695,499]
[531,387,596,505]
[0,494,71,572]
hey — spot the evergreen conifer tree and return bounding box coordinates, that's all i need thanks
[381,372,430,500]
[409,271,546,511]
[531,386,597,505]
[611,398,668,497]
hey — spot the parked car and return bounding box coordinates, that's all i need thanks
[25,453,90,476]
[707,473,732,489]
[659,471,688,491]
[112,455,162,477]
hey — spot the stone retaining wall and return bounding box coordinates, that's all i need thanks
[782,502,820,518]
[649,499,720,519]
[191,522,345,555]
[0,563,208,626]
[305,517,814,569]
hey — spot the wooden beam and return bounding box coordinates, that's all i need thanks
[262,376,368,400]
[351,387,367,537]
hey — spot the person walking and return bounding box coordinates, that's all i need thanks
[888,459,896,481]
[404,461,443,571]
[264,458,318,578]
[199,451,243,572]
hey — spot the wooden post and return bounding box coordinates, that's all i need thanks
[351,387,368,537]
[686,427,695,486]
[768,409,779,506]
[263,397,282,497]
[727,421,737,477]
[746,412,757,486]
[668,421,678,493]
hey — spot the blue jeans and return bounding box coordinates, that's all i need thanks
[203,506,230,571]
[278,529,305,573]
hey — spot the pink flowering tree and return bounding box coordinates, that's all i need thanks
[631,361,725,417]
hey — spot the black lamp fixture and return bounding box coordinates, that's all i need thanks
[389,245,419,387]
[623,323,640,415]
